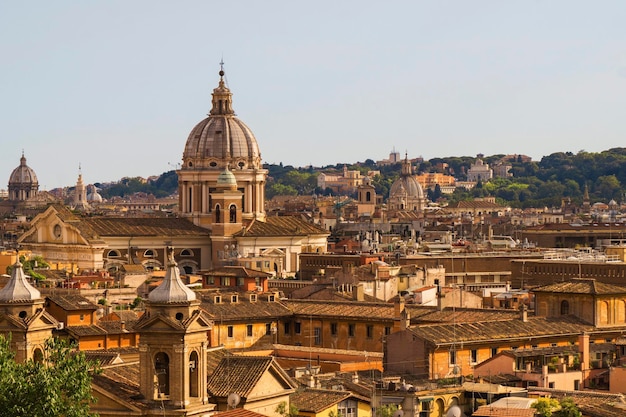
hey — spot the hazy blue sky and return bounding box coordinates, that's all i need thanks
[2,1,626,189]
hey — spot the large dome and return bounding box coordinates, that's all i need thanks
[9,154,38,187]
[182,69,262,170]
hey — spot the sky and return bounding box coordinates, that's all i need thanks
[2,1,626,190]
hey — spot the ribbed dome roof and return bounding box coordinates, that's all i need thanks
[390,176,424,199]
[149,247,196,303]
[389,156,424,199]
[182,68,261,170]
[9,154,38,186]
[0,261,41,302]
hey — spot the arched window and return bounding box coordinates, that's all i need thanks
[560,300,569,315]
[180,248,193,257]
[107,250,121,258]
[155,352,170,397]
[189,351,199,397]
[366,191,371,202]
[33,348,43,363]
[144,249,156,258]
[215,205,221,223]
[229,204,237,223]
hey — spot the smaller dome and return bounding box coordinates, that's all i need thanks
[216,167,238,190]
[87,185,103,202]
[9,154,38,186]
[149,247,196,303]
[0,261,41,302]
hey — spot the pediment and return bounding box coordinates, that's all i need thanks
[18,205,93,246]
[260,248,286,257]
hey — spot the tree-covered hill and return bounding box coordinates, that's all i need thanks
[93,148,626,209]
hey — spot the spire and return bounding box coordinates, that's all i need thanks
[209,62,235,116]
[148,247,196,303]
[401,153,412,176]
[0,260,41,302]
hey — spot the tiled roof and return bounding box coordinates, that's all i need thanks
[203,266,272,278]
[83,217,209,237]
[532,278,626,295]
[47,294,98,311]
[408,315,594,346]
[447,200,503,209]
[290,389,352,413]
[472,407,534,417]
[281,300,396,321]
[406,306,521,324]
[91,362,143,409]
[213,408,269,417]
[65,325,108,336]
[237,216,329,237]
[207,356,294,398]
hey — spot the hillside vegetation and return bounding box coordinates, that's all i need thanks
[95,148,626,209]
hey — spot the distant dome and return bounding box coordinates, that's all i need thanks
[87,185,103,202]
[8,153,39,201]
[182,69,262,171]
[389,175,424,200]
[387,155,425,212]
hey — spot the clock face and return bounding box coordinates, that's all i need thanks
[53,224,62,239]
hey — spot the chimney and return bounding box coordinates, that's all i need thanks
[120,321,126,331]
[520,304,528,322]
[352,284,364,302]
[579,333,590,373]
[435,279,444,311]
[352,372,359,384]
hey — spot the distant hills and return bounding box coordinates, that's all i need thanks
[94,148,626,209]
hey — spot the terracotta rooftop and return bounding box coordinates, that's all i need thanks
[237,215,328,237]
[202,266,272,278]
[281,299,396,321]
[531,278,626,295]
[84,216,209,237]
[213,408,268,417]
[47,294,98,311]
[290,389,353,413]
[406,306,521,324]
[207,356,295,398]
[408,315,595,346]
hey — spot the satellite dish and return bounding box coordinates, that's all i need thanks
[392,410,404,417]
[446,405,462,417]
[227,393,241,408]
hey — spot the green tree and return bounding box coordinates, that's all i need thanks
[376,404,399,417]
[532,397,560,417]
[532,397,581,417]
[275,401,299,417]
[0,336,99,417]
[555,397,581,417]
[6,255,50,282]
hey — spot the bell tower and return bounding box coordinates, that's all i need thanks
[0,260,57,362]
[135,247,214,409]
